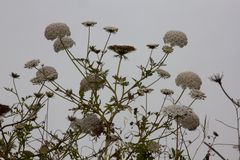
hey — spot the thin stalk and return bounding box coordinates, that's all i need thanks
[114,56,123,94]
[145,49,153,69]
[86,26,91,59]
[175,118,179,160]
[175,89,186,104]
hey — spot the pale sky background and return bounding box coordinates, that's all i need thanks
[0,0,240,159]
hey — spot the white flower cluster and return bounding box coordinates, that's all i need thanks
[24,59,40,69]
[189,89,206,100]
[53,36,75,53]
[163,31,188,48]
[175,71,202,90]
[44,22,71,40]
[30,66,58,85]
[156,68,171,79]
[80,74,105,92]
[45,22,75,53]
[160,88,174,95]
[70,114,104,136]
[163,105,200,131]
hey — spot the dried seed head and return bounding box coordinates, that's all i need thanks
[160,88,174,95]
[108,45,136,56]
[31,66,58,85]
[82,21,97,27]
[24,59,40,69]
[146,44,159,49]
[103,26,118,34]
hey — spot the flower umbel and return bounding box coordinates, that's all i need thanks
[80,74,106,92]
[190,89,206,100]
[53,36,75,53]
[156,68,171,79]
[108,45,136,56]
[24,59,40,69]
[30,66,58,85]
[44,22,71,40]
[163,105,200,131]
[175,71,202,90]
[82,21,97,27]
[163,30,188,48]
[160,88,174,95]
[146,44,159,49]
[103,26,118,34]
[70,114,104,136]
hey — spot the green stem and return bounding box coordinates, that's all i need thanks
[114,56,123,95]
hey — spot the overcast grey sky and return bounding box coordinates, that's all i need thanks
[0,0,240,159]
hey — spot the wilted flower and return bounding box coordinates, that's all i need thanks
[82,21,97,27]
[162,45,174,54]
[163,105,200,130]
[44,22,71,40]
[190,89,206,100]
[163,31,188,48]
[31,66,58,85]
[108,45,136,56]
[70,114,104,136]
[53,36,75,53]
[103,26,118,34]
[175,71,202,90]
[156,68,171,79]
[160,88,174,95]
[209,73,223,84]
[24,59,40,69]
[80,74,105,92]
[146,44,159,49]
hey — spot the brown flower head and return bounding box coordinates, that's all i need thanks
[103,26,118,34]
[82,21,97,27]
[108,45,136,56]
[146,44,159,49]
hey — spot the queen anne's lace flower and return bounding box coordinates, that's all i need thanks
[24,59,40,69]
[189,89,206,100]
[103,26,118,34]
[108,45,136,56]
[146,44,159,49]
[70,114,104,136]
[160,88,174,95]
[163,105,200,131]
[175,71,202,90]
[30,66,58,85]
[163,31,188,48]
[53,36,75,52]
[44,23,71,40]
[156,68,171,79]
[137,86,154,96]
[80,74,105,92]
[82,21,97,27]
[162,45,174,54]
